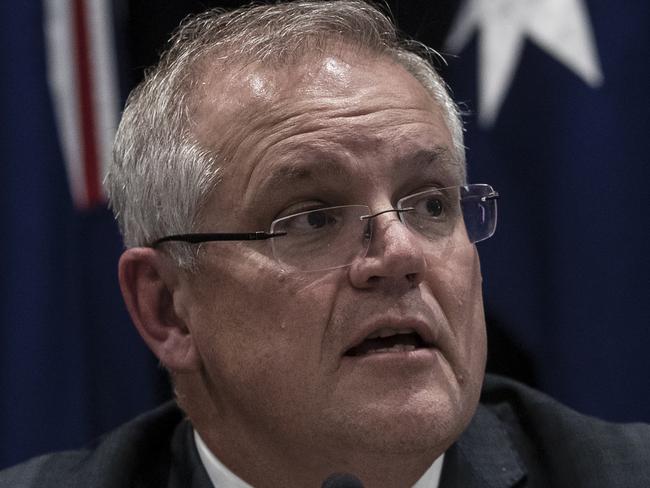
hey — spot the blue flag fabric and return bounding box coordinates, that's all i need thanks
[0,2,167,469]
[444,0,650,421]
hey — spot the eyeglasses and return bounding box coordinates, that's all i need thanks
[152,184,499,272]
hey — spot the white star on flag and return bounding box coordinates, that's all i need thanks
[445,0,604,127]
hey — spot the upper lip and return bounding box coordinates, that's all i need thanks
[342,316,437,356]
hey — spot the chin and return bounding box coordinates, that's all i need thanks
[324,385,476,456]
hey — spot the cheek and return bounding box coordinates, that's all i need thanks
[186,252,342,389]
[424,246,487,377]
[425,245,483,320]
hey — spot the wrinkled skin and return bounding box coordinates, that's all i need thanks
[161,49,486,487]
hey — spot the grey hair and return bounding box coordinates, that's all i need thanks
[105,0,465,269]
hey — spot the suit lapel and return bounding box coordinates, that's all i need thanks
[439,404,526,488]
[167,418,214,488]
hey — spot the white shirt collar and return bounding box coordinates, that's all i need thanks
[194,430,445,487]
[195,430,254,488]
[412,454,444,488]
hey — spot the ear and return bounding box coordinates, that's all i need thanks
[118,247,201,372]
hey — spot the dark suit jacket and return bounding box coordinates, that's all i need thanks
[2,374,649,487]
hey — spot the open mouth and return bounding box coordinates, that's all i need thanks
[344,328,431,357]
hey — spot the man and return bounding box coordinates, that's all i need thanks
[1,1,649,487]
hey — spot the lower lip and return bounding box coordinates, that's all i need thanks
[341,346,440,367]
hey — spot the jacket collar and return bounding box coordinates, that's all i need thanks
[439,403,526,488]
[168,417,214,488]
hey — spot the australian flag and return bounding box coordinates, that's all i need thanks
[0,0,167,469]
[442,0,650,421]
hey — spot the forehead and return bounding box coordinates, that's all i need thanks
[195,50,438,134]
[194,49,460,214]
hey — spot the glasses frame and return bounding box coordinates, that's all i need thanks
[150,184,499,270]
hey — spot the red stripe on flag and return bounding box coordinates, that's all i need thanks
[73,0,101,207]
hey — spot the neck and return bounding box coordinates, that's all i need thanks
[178,376,446,488]
[203,431,438,487]
[192,413,440,487]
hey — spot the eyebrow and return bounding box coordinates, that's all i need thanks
[404,147,465,181]
[258,157,345,189]
[247,151,349,203]
[252,145,464,198]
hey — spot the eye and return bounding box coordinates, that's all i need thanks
[411,194,447,219]
[424,197,443,217]
[399,188,460,239]
[303,210,336,229]
[280,208,342,234]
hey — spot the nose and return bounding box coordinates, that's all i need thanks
[348,208,427,290]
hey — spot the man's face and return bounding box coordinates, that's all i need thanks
[178,50,486,461]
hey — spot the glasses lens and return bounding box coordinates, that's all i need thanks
[399,186,463,243]
[398,184,497,249]
[270,205,370,271]
[460,184,498,243]
[268,185,497,272]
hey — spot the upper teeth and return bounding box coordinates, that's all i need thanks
[367,327,416,339]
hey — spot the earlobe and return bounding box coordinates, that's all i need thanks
[118,248,201,372]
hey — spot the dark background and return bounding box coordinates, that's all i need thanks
[1,0,648,469]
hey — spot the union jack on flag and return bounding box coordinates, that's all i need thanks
[43,0,119,209]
